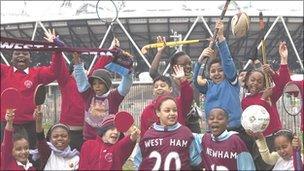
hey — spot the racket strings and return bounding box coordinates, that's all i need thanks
[96,0,119,24]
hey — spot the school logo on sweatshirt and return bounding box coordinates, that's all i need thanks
[105,152,113,162]
[24,80,33,88]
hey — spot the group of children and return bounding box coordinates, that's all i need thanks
[1,20,302,170]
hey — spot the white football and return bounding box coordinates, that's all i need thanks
[231,12,250,38]
[241,105,270,133]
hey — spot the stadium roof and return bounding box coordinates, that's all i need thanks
[1,1,303,76]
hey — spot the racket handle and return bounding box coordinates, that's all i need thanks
[53,37,66,47]
[293,148,303,170]
[208,0,231,49]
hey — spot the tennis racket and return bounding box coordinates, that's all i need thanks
[114,111,134,132]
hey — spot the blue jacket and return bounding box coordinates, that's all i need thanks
[193,40,242,128]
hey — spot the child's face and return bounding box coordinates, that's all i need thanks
[246,71,264,94]
[50,127,70,151]
[209,63,225,84]
[92,79,107,95]
[102,127,120,144]
[175,55,192,77]
[207,108,228,137]
[153,80,172,97]
[11,50,31,70]
[12,138,29,164]
[274,136,293,160]
[156,99,178,126]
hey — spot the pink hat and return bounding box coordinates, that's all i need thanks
[97,114,115,135]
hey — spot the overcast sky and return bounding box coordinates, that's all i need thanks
[1,1,303,24]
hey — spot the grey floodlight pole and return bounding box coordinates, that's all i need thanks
[88,23,113,73]
[280,16,303,70]
[31,22,39,41]
[245,16,303,70]
[1,52,10,65]
[116,18,151,68]
[257,16,280,50]
[244,16,280,70]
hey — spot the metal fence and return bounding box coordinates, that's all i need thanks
[42,82,302,133]
[41,82,154,127]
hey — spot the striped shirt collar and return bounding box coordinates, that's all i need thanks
[152,122,181,132]
[211,130,239,142]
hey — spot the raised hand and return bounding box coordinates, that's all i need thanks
[279,41,288,64]
[72,52,81,64]
[245,129,264,140]
[5,109,15,131]
[34,108,43,122]
[34,108,44,132]
[262,64,275,76]
[129,126,141,142]
[44,28,56,43]
[171,65,185,80]
[292,135,301,149]
[5,109,14,123]
[156,36,167,52]
[110,37,120,49]
[215,19,225,41]
[198,47,215,63]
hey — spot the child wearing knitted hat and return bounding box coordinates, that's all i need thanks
[73,52,133,140]
[79,114,140,170]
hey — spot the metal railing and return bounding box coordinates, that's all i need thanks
[41,83,302,134]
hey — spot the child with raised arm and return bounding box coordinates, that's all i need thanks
[242,41,291,170]
[79,114,140,170]
[1,48,61,152]
[134,95,202,170]
[34,109,79,170]
[44,30,121,151]
[140,65,193,137]
[253,130,302,170]
[1,110,34,170]
[193,20,242,130]
[73,51,133,140]
[242,41,291,140]
[149,36,200,132]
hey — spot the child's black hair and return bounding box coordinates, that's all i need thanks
[153,75,172,88]
[13,127,29,142]
[243,69,266,90]
[11,50,31,56]
[274,129,293,142]
[169,51,188,66]
[208,107,229,120]
[208,58,221,72]
[201,58,221,78]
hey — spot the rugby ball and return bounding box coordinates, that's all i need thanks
[241,105,270,133]
[231,12,250,38]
